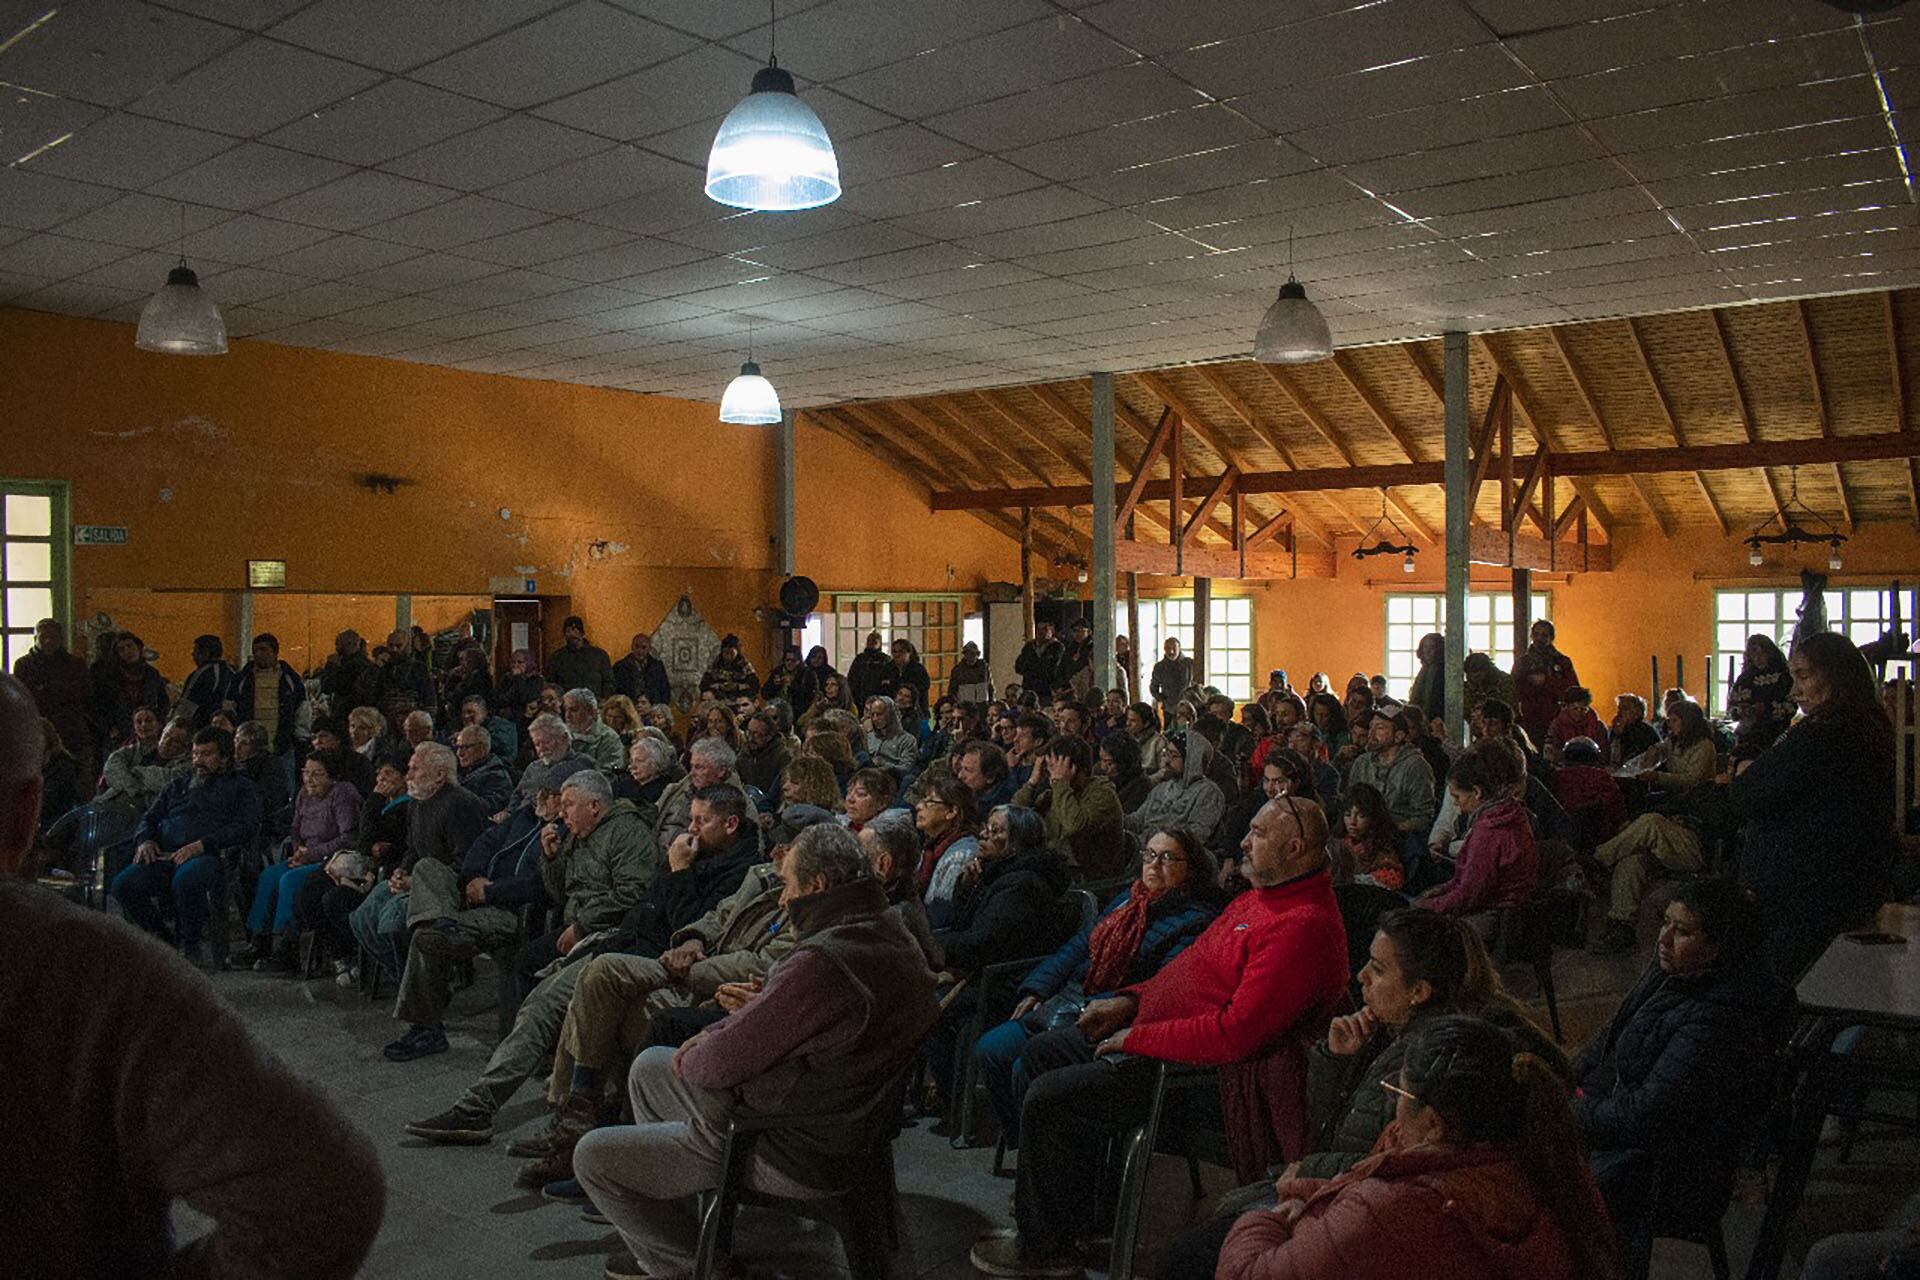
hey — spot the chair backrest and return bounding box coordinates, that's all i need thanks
[1332,882,1403,976]
[1069,887,1100,931]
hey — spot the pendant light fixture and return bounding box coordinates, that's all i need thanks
[705,0,840,211]
[1253,227,1331,365]
[719,326,781,424]
[1743,465,1847,570]
[136,205,226,356]
[1351,492,1418,574]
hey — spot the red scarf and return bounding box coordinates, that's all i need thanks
[1083,881,1155,994]
[914,828,963,895]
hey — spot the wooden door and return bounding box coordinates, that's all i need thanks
[493,597,545,676]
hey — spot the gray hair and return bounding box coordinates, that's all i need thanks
[564,687,599,712]
[864,696,903,737]
[405,709,434,731]
[233,721,271,751]
[789,822,869,891]
[560,769,614,804]
[630,736,675,776]
[528,712,569,741]
[863,811,921,891]
[414,740,456,781]
[689,736,736,770]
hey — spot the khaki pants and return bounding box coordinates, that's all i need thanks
[454,960,585,1118]
[1597,813,1703,925]
[393,859,523,1026]
[546,952,695,1106]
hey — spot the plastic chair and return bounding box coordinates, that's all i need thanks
[1489,896,1563,1042]
[1332,882,1404,977]
[1106,1061,1215,1280]
[693,1068,917,1280]
[946,951,1051,1149]
[1619,1148,1735,1280]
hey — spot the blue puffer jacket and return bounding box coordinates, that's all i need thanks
[135,769,265,853]
[1572,957,1792,1219]
[1017,885,1216,1000]
[459,806,550,909]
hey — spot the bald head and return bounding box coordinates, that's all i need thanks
[1240,794,1330,888]
[0,674,46,876]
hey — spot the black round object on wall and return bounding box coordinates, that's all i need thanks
[779,575,820,616]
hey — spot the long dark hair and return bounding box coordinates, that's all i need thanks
[1400,1016,1618,1280]
[1741,633,1788,677]
[1341,782,1398,847]
[1377,909,1498,1013]
[1666,699,1710,748]
[1796,631,1893,742]
[1667,876,1764,970]
[1309,692,1347,734]
[1101,730,1143,786]
[1265,747,1318,803]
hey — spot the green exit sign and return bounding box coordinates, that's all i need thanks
[73,525,128,546]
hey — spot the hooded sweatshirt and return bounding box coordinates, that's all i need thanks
[1423,797,1536,916]
[1125,732,1227,843]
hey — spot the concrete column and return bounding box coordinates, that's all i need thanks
[1443,330,1470,746]
[1192,576,1211,689]
[395,594,413,632]
[237,590,254,657]
[777,410,796,579]
[1091,371,1116,693]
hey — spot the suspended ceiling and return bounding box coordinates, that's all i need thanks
[1,0,1918,407]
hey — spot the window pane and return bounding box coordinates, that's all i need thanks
[1717,623,1749,652]
[1849,590,1882,619]
[5,586,52,624]
[1746,593,1776,621]
[1492,596,1513,622]
[1718,594,1744,622]
[4,540,51,582]
[1468,596,1490,623]
[1387,653,1414,679]
[1225,652,1249,676]
[4,494,50,537]
[1387,597,1413,624]
[1413,597,1439,625]
[5,631,32,669]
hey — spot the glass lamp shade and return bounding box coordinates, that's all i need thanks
[1829,542,1844,571]
[1253,279,1332,364]
[1402,551,1417,574]
[719,361,783,425]
[135,264,227,355]
[705,64,840,211]
[1748,543,1765,567]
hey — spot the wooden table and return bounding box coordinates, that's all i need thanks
[1745,905,1920,1280]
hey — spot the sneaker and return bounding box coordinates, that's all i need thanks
[1587,919,1637,956]
[336,965,359,990]
[506,1111,565,1159]
[404,1104,494,1145]
[413,917,479,962]
[603,1255,644,1280]
[543,1176,589,1204]
[968,1233,1084,1278]
[581,1204,609,1226]
[383,1024,450,1063]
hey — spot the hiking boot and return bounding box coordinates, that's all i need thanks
[542,1176,590,1204]
[229,936,272,968]
[383,1023,449,1062]
[404,1103,494,1145]
[1587,919,1637,955]
[413,917,479,962]
[506,1109,567,1159]
[514,1095,597,1188]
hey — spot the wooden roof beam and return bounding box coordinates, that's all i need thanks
[1176,365,1337,546]
[1622,317,1727,535]
[1502,329,1628,537]
[1704,308,1787,521]
[1182,467,1239,547]
[1794,298,1854,531]
[1885,293,1918,527]
[1331,351,1428,463]
[1126,371,1299,546]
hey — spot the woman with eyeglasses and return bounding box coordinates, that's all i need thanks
[1217,1014,1616,1280]
[1158,910,1565,1280]
[913,775,980,917]
[973,827,1219,1149]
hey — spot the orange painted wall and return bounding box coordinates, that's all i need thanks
[0,307,1016,680]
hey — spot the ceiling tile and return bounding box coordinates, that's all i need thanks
[1164,0,1489,99]
[1289,86,1574,168]
[731,220,935,272]
[27,112,233,190]
[494,284,653,322]
[254,233,423,278]
[147,143,352,211]
[604,0,812,41]
[381,115,608,189]
[532,43,763,141]
[1342,125,1607,198]
[1236,41,1534,139]
[261,171,455,233]
[655,205,865,255]
[339,253,498,293]
[832,157,1045,220]
[266,0,573,72]
[1503,0,1835,81]
[135,37,384,134]
[827,125,978,185]
[0,232,128,280]
[13,279,143,316]
[890,184,1111,240]
[0,91,105,168]
[195,265,313,305]
[0,168,122,231]
[1007,104,1270,184]
[0,5,240,108]
[486,146,698,215]
[537,237,707,283]
[179,213,335,265]
[160,0,309,27]
[719,0,1052,82]
[634,87,897,167]
[832,15,1134,118]
[423,269,576,307]
[1074,0,1351,55]
[56,194,231,249]
[363,195,551,249]
[411,3,698,110]
[927,62,1203,153]
[461,218,634,268]
[265,79,506,167]
[574,182,723,236]
[1071,138,1319,205]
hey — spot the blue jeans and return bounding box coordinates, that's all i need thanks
[350,882,410,980]
[112,854,226,950]
[976,1017,1037,1146]
[246,860,326,937]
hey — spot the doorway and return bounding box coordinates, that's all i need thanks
[492,597,546,677]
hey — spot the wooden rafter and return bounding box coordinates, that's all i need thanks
[972,391,1182,543]
[1704,309,1787,521]
[1117,407,1175,531]
[1623,318,1727,534]
[1180,366,1335,546]
[889,400,1090,554]
[1246,509,1293,547]
[1886,292,1919,526]
[1126,371,1299,546]
[1794,299,1854,531]
[1331,351,1427,462]
[1509,330,1631,536]
[1182,467,1240,547]
[1255,363,1439,544]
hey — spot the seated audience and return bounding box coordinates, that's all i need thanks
[839,765,897,833]
[615,735,675,810]
[111,726,264,966]
[452,724,514,813]
[613,632,671,708]
[1572,878,1791,1252]
[511,711,589,811]
[98,707,186,816]
[698,632,759,703]
[1014,733,1128,880]
[1732,630,1896,978]
[1623,699,1716,795]
[598,694,644,751]
[1588,810,1706,954]
[0,672,385,1278]
[914,774,980,911]
[1125,730,1226,846]
[1346,708,1437,853]
[1418,745,1536,919]
[734,707,790,798]
[92,629,171,747]
[1219,751,1316,884]
[1546,686,1608,759]
[1551,736,1625,846]
[459,694,518,763]
[234,753,361,972]
[36,716,80,833]
[573,823,936,1280]
[1610,692,1661,764]
[1099,730,1154,814]
[975,826,1217,1147]
[864,694,919,779]
[562,687,625,772]
[1217,1014,1614,1280]
[956,738,1019,813]
[1329,782,1405,891]
[656,736,750,849]
[969,796,1347,1277]
[1462,650,1518,722]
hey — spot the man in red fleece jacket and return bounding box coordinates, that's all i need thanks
[971,796,1349,1278]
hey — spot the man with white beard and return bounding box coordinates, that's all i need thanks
[506,712,590,815]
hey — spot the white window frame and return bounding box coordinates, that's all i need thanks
[1712,585,1916,713]
[1117,596,1255,702]
[1,481,69,673]
[1382,591,1552,701]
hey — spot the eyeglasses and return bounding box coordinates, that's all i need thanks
[1142,850,1189,865]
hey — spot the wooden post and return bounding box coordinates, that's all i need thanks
[1193,576,1211,689]
[1169,413,1184,577]
[1020,506,1035,641]
[1091,371,1117,694]
[1443,330,1471,745]
[1512,568,1532,660]
[1125,517,1141,704]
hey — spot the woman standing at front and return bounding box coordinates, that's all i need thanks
[1731,632,1896,978]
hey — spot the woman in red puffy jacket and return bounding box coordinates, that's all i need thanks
[1219,1014,1619,1280]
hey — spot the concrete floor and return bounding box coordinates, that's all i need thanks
[186,930,1913,1280]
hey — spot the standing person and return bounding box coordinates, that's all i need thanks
[14,617,93,775]
[370,628,435,726]
[845,631,894,708]
[317,630,373,711]
[1728,634,1795,730]
[613,632,673,708]
[1733,632,1896,978]
[546,616,615,701]
[1060,618,1095,702]
[949,640,993,704]
[760,644,818,717]
[92,630,170,747]
[1015,620,1065,703]
[178,635,235,730]
[0,674,384,1279]
[230,634,306,760]
[1113,634,1137,704]
[1405,633,1447,724]
[1512,620,1578,746]
[1150,637,1194,712]
[496,649,545,732]
[888,638,931,709]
